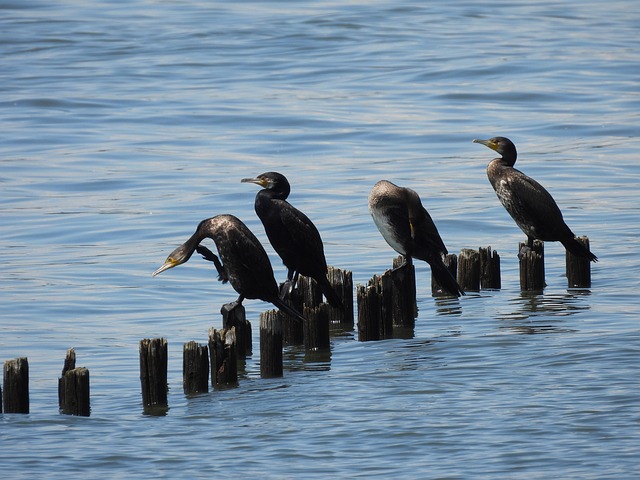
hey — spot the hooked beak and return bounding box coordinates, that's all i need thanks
[152,257,180,277]
[241,177,268,187]
[473,138,497,151]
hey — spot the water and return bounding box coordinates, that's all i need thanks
[1,0,639,477]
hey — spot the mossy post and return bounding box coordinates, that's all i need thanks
[566,236,592,288]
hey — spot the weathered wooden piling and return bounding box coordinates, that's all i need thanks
[457,249,480,292]
[389,257,417,328]
[356,283,382,342]
[303,303,331,352]
[327,266,355,325]
[566,236,592,288]
[260,310,283,378]
[3,357,29,414]
[221,302,252,357]
[208,327,238,389]
[139,338,168,413]
[59,367,90,417]
[519,240,545,291]
[479,246,501,289]
[58,348,90,416]
[432,253,458,297]
[58,347,76,409]
[183,341,209,394]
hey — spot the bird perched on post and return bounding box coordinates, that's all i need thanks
[153,214,306,322]
[241,172,343,309]
[473,136,597,262]
[368,180,463,297]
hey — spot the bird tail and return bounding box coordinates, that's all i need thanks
[561,237,598,262]
[270,296,307,323]
[318,276,344,310]
[429,256,464,297]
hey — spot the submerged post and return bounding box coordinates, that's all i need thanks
[183,341,209,394]
[566,236,592,288]
[208,327,238,389]
[58,348,90,416]
[327,266,354,325]
[479,246,501,289]
[519,240,545,291]
[221,302,252,358]
[260,310,283,378]
[3,357,29,414]
[356,283,382,342]
[457,249,480,292]
[303,304,331,352]
[139,338,168,414]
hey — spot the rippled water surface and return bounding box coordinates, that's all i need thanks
[2,1,639,478]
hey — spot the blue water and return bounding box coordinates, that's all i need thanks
[2,0,640,477]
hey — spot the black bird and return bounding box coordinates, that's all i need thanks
[368,180,463,297]
[241,172,343,309]
[153,214,307,322]
[473,136,597,262]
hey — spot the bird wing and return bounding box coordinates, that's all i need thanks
[503,170,567,238]
[405,188,448,257]
[277,201,328,270]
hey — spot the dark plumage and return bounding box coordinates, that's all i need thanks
[241,172,343,309]
[153,214,306,321]
[368,180,463,297]
[473,136,597,262]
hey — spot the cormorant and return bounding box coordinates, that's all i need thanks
[473,136,597,262]
[153,214,307,321]
[368,180,464,297]
[241,172,343,309]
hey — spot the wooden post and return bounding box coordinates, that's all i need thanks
[3,357,29,414]
[260,310,283,378]
[327,266,354,326]
[479,246,501,289]
[221,302,252,358]
[519,240,545,291]
[208,327,238,389]
[139,338,168,414]
[457,249,480,292]
[566,236,592,288]
[58,347,76,410]
[390,256,417,329]
[356,283,381,341]
[432,253,458,297]
[303,304,330,352]
[183,341,209,394]
[57,348,90,416]
[59,368,90,417]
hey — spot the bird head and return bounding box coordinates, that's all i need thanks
[152,243,194,276]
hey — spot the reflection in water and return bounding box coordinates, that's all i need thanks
[497,290,592,334]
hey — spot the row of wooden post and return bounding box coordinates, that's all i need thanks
[357,237,592,341]
[2,240,591,415]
